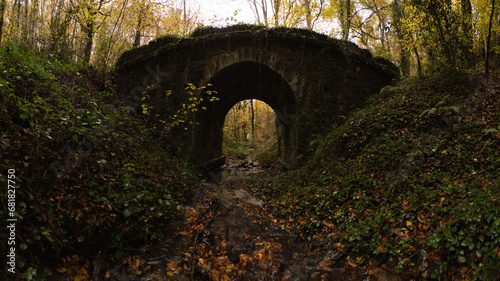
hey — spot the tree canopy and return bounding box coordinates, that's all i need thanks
[0,0,498,73]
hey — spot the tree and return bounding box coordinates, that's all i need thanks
[304,0,312,29]
[47,0,75,61]
[273,0,281,25]
[485,0,496,74]
[133,0,147,47]
[72,0,108,64]
[323,0,355,40]
[247,0,269,25]
[392,0,411,75]
[0,0,6,44]
[461,0,474,68]
[338,0,353,40]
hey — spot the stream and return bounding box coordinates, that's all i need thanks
[104,160,401,281]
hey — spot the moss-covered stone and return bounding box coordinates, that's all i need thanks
[114,24,399,169]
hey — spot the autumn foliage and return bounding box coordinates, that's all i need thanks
[257,71,500,280]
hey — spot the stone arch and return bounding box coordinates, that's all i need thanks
[199,47,302,93]
[193,61,296,168]
[114,25,399,170]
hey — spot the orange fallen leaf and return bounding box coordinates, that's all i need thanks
[348,259,358,267]
[319,259,335,267]
[168,262,179,270]
[323,220,335,227]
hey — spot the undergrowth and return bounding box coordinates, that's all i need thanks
[0,43,198,280]
[257,71,500,280]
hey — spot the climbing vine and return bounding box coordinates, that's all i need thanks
[141,83,220,131]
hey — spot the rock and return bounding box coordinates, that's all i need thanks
[377,271,402,281]
[216,191,235,208]
[290,270,309,281]
[324,250,344,261]
[234,189,264,207]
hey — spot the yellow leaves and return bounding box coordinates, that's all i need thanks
[439,197,446,205]
[185,83,196,90]
[168,262,182,274]
[238,253,251,267]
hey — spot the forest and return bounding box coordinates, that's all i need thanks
[0,0,499,73]
[0,0,499,280]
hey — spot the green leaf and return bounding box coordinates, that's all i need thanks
[123,208,132,218]
[484,128,499,134]
[457,256,467,263]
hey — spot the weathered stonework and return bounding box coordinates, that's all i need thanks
[114,25,398,169]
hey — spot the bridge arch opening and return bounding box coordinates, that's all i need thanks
[193,61,297,169]
[223,99,278,163]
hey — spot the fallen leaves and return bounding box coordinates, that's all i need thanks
[55,255,91,281]
[322,220,335,227]
[122,256,146,275]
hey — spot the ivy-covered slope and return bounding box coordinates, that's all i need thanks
[257,72,500,280]
[0,44,198,279]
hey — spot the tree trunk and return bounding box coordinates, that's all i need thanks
[250,99,255,143]
[261,0,268,25]
[485,0,496,75]
[304,0,312,30]
[0,0,6,44]
[339,0,351,40]
[461,0,474,68]
[392,0,410,76]
[83,21,94,64]
[183,0,188,35]
[21,0,29,42]
[414,44,422,77]
[273,0,280,26]
[250,0,261,23]
[134,10,144,47]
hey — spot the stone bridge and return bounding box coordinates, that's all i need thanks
[114,25,398,169]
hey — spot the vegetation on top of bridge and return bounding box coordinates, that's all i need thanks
[114,24,399,79]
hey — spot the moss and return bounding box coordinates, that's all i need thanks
[115,34,181,70]
[114,24,399,83]
[189,23,266,37]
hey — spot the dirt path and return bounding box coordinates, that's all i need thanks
[105,160,400,281]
